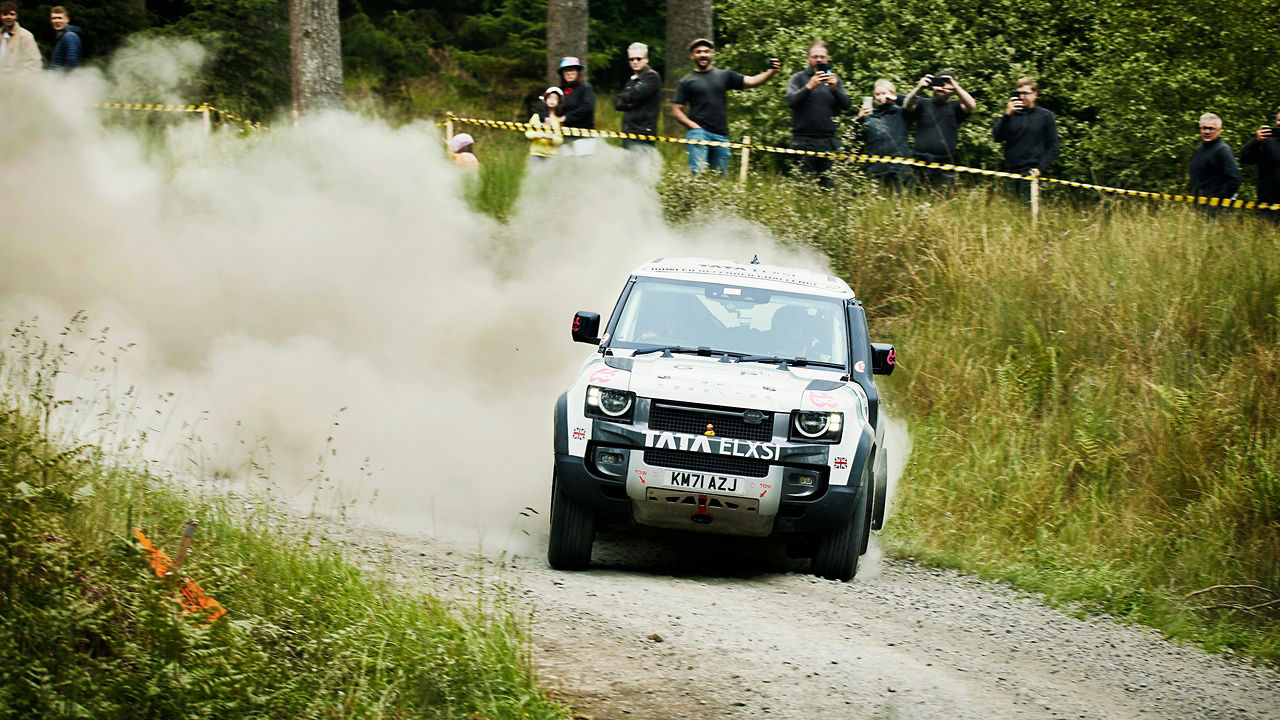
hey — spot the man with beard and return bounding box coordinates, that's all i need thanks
[614,42,661,150]
[1241,104,1280,223]
[903,70,976,190]
[0,2,41,74]
[785,41,852,184]
[855,79,911,193]
[671,38,781,174]
[557,57,597,156]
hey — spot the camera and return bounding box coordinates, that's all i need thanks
[931,75,949,87]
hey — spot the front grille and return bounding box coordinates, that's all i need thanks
[649,403,774,442]
[643,448,770,478]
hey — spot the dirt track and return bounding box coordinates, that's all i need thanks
[322,520,1280,720]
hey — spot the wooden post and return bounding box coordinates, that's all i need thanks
[171,518,198,573]
[201,105,212,134]
[445,115,454,144]
[1030,176,1040,225]
[739,135,751,185]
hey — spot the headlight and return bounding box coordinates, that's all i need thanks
[586,386,635,421]
[790,411,843,442]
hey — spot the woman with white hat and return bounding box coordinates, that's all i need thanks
[556,56,597,156]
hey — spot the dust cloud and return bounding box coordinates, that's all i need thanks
[0,41,839,554]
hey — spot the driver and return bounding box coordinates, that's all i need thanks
[771,305,823,359]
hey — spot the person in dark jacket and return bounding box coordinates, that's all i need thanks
[49,6,79,71]
[614,42,661,150]
[1189,113,1242,203]
[557,56,597,156]
[785,42,852,183]
[1241,104,1280,223]
[992,77,1059,201]
[854,79,911,193]
[903,70,976,191]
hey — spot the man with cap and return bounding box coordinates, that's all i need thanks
[614,42,661,150]
[903,70,976,190]
[671,37,781,174]
[557,56,597,156]
[1241,104,1280,223]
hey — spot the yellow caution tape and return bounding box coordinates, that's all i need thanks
[94,102,265,130]
[440,114,1280,212]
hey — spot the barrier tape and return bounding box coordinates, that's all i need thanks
[94,102,265,130]
[442,114,1280,212]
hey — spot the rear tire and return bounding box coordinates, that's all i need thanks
[811,478,869,581]
[547,471,595,570]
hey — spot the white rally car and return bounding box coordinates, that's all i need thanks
[550,257,896,580]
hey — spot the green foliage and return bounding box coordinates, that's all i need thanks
[0,322,568,719]
[714,0,1280,197]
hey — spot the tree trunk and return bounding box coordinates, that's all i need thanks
[546,0,589,86]
[664,0,712,131]
[289,0,344,118]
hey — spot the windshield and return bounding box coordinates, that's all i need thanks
[608,277,848,367]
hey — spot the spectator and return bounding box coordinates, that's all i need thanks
[1241,104,1280,223]
[0,1,41,74]
[556,57,597,156]
[1189,113,1241,202]
[671,38,781,174]
[785,41,852,184]
[903,70,976,190]
[855,79,911,193]
[527,86,565,162]
[992,77,1059,201]
[449,133,479,171]
[614,42,661,150]
[49,5,79,71]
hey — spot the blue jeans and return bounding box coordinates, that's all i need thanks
[686,128,731,174]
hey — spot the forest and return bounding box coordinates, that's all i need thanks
[24,0,1280,197]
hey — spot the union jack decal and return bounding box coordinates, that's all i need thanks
[572,427,586,440]
[834,457,848,470]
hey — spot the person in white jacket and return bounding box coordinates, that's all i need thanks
[0,2,42,74]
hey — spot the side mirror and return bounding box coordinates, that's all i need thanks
[871,343,896,375]
[572,311,601,344]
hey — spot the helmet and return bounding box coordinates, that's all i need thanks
[558,56,583,71]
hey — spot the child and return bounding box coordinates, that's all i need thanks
[526,87,565,160]
[449,133,479,170]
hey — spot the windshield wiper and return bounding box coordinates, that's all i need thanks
[632,345,745,359]
[739,355,809,367]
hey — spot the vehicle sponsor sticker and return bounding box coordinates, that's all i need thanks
[854,360,866,374]
[808,391,839,409]
[588,367,621,383]
[642,429,780,460]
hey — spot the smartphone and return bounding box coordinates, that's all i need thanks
[816,62,830,73]
[862,96,873,110]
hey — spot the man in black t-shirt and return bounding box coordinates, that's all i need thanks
[671,38,780,174]
[903,70,976,190]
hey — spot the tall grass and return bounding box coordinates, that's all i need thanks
[0,322,568,719]
[656,171,1280,662]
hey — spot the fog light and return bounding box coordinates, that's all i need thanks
[792,474,817,487]
[600,451,625,466]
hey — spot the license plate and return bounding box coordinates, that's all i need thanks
[663,470,744,494]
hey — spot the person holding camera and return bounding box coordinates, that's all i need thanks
[1241,104,1280,222]
[671,37,781,174]
[1189,113,1241,205]
[903,70,976,190]
[992,77,1059,201]
[855,79,911,193]
[785,41,852,184]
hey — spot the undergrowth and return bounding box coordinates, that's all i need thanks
[0,319,567,719]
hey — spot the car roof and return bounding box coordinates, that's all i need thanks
[632,257,855,299]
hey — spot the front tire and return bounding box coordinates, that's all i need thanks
[547,470,595,570]
[811,478,869,581]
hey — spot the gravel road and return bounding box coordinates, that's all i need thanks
[310,518,1279,720]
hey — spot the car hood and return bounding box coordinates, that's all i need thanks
[624,354,843,412]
